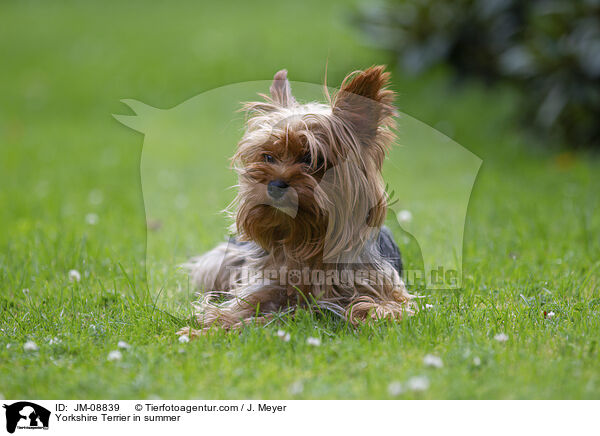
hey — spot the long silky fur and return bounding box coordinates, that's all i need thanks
[180,66,413,337]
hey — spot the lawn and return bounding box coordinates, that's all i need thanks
[1,0,599,399]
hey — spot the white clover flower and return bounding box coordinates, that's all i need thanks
[277,330,291,342]
[473,356,481,366]
[546,311,555,319]
[423,354,443,368]
[85,213,99,225]
[407,376,430,392]
[178,335,190,344]
[388,381,404,396]
[68,269,81,282]
[396,210,413,224]
[289,381,304,395]
[494,333,509,342]
[107,350,122,361]
[88,189,103,205]
[117,340,130,349]
[306,337,321,347]
[23,341,38,352]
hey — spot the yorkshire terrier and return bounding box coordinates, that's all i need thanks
[179,66,413,337]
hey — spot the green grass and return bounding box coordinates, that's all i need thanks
[1,0,599,399]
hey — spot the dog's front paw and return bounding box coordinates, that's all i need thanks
[176,326,206,339]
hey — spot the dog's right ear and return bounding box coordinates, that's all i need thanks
[332,65,396,148]
[269,69,296,107]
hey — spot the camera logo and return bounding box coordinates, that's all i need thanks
[2,402,50,434]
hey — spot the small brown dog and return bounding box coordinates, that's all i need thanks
[179,66,412,337]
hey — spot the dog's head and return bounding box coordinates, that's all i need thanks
[232,66,397,261]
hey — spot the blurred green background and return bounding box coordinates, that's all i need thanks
[358,0,600,148]
[1,0,599,399]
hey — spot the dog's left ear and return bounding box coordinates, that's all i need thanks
[270,69,296,107]
[332,65,396,147]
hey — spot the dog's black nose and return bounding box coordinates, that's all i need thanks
[267,179,289,199]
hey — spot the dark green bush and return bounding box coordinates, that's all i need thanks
[357,0,600,148]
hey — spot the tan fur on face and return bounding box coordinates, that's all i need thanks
[179,66,412,337]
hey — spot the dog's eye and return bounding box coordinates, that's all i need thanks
[301,152,325,170]
[301,152,312,166]
[263,154,275,163]
[315,154,325,169]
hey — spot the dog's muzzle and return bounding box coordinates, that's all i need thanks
[267,179,289,200]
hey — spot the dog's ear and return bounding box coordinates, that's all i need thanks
[269,69,296,107]
[332,65,396,146]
